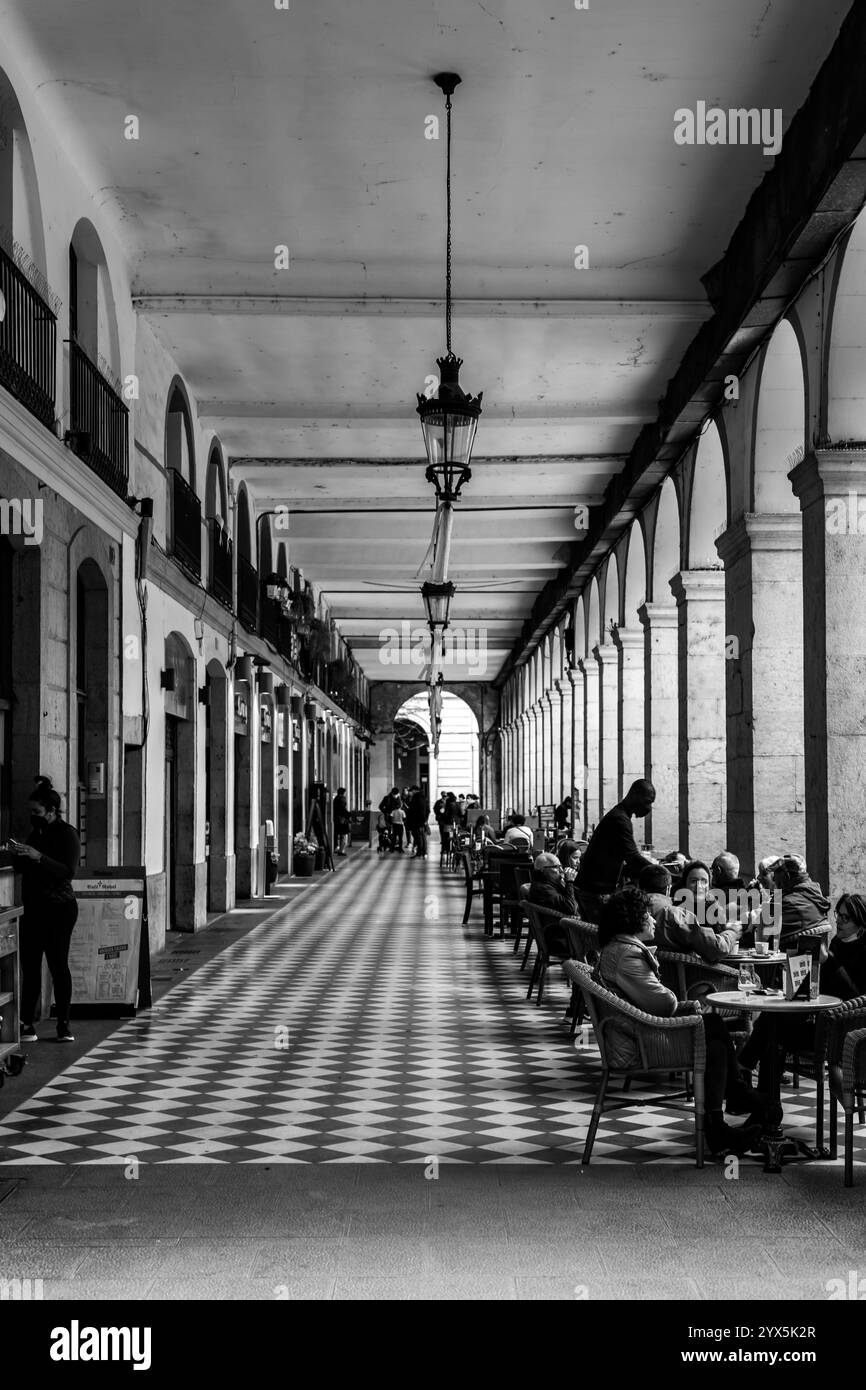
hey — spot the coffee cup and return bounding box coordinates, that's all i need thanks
[754,941,769,956]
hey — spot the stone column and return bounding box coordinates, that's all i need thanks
[569,666,586,835]
[613,627,646,806]
[520,710,531,815]
[545,688,561,804]
[582,657,600,832]
[716,514,805,876]
[638,603,680,853]
[670,570,727,861]
[594,642,619,820]
[529,703,541,812]
[555,678,571,809]
[791,450,866,898]
[539,695,551,804]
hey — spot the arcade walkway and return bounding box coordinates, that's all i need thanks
[0,850,862,1299]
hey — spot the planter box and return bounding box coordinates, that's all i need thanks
[314,847,326,871]
[293,853,315,878]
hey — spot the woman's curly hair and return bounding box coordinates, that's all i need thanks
[598,886,651,948]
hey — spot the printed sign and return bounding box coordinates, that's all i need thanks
[66,870,149,1011]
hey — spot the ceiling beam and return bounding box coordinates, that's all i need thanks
[134,294,710,321]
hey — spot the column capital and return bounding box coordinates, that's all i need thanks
[592,642,619,667]
[611,625,644,652]
[790,448,866,510]
[553,678,570,698]
[546,686,562,706]
[669,569,726,605]
[637,601,678,630]
[715,512,802,567]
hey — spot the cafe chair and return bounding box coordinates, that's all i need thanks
[523,902,571,1006]
[565,961,707,1168]
[509,878,533,956]
[799,995,866,1156]
[460,849,483,925]
[499,860,533,938]
[559,916,600,1034]
[830,1025,866,1186]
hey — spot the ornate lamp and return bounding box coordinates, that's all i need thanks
[416,73,482,503]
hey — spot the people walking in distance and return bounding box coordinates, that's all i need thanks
[333,787,350,857]
[389,799,406,853]
[405,785,429,858]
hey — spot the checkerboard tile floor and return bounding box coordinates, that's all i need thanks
[0,853,833,1164]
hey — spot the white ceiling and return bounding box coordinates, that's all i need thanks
[6,0,853,680]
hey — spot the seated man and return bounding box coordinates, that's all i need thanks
[773,855,832,949]
[641,864,740,963]
[575,779,656,919]
[528,851,581,957]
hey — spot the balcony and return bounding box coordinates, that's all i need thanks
[237,555,258,633]
[0,241,57,431]
[208,519,233,609]
[169,468,202,580]
[68,339,129,498]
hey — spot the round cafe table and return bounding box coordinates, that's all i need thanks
[706,990,841,1173]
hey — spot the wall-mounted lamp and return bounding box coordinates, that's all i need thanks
[275,684,291,706]
[258,672,274,696]
[234,655,253,683]
[160,669,176,691]
[127,497,154,581]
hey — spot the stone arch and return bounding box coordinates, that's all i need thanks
[236,484,254,564]
[0,65,47,276]
[69,216,121,377]
[205,441,227,525]
[623,519,647,624]
[826,211,866,441]
[752,318,806,512]
[652,476,681,603]
[600,553,620,639]
[165,377,196,492]
[687,421,728,569]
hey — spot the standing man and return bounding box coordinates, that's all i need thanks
[405,785,429,859]
[332,788,350,857]
[575,779,656,921]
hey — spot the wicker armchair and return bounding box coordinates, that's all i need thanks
[564,961,707,1167]
[813,997,866,1159]
[831,1027,866,1186]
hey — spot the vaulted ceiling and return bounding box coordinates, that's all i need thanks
[6,0,853,679]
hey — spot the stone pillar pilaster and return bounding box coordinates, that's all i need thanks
[716,514,805,877]
[613,626,645,808]
[670,570,727,861]
[790,450,866,898]
[539,695,551,805]
[594,642,619,820]
[555,678,570,809]
[569,665,586,835]
[638,602,680,853]
[581,657,600,832]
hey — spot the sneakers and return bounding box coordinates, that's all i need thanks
[56,1022,74,1043]
[20,1024,37,1042]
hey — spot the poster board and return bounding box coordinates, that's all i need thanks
[64,867,151,1015]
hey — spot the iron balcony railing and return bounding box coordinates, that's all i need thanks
[68,339,129,498]
[237,555,258,633]
[0,242,57,430]
[208,519,233,609]
[169,468,201,579]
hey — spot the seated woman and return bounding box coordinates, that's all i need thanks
[556,838,586,875]
[739,892,866,1085]
[642,863,740,962]
[594,887,764,1156]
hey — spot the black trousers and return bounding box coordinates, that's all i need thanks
[20,899,78,1024]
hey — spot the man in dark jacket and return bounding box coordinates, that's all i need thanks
[773,855,831,945]
[575,780,656,919]
[529,852,582,957]
[405,787,429,859]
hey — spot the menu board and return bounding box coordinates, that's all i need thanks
[67,868,150,1013]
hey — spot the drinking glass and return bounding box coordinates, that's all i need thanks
[738,964,759,995]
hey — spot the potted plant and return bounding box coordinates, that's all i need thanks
[292,833,316,878]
